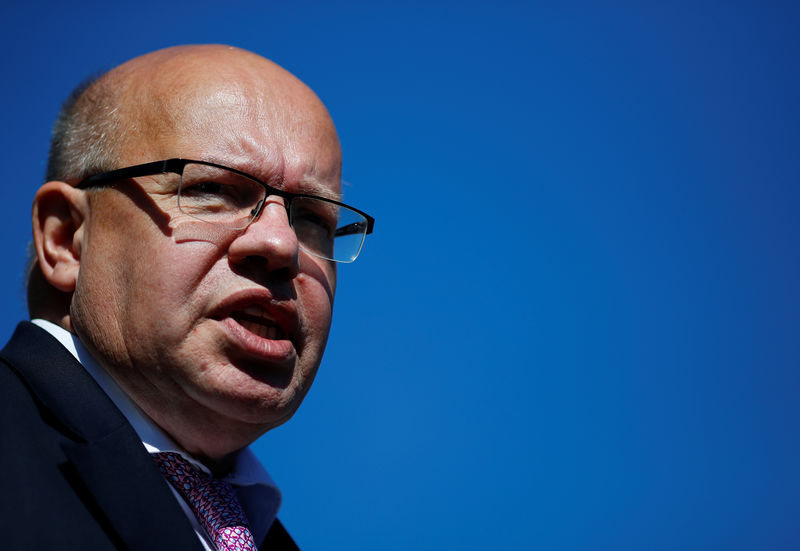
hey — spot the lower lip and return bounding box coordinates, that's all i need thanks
[218,317,297,363]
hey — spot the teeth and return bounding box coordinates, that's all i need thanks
[243,305,265,317]
[236,312,281,340]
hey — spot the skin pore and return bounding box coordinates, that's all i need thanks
[32,45,341,473]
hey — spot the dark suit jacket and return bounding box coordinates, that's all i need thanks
[0,321,299,550]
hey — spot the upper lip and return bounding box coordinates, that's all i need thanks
[210,288,299,341]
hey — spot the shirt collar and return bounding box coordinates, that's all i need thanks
[30,319,282,537]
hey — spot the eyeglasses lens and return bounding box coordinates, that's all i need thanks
[178,162,367,262]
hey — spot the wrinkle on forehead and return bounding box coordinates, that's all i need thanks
[106,45,342,198]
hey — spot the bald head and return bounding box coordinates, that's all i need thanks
[47,45,339,185]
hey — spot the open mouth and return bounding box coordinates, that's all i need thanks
[231,306,285,340]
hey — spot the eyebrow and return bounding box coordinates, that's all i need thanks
[294,178,342,202]
[218,158,342,202]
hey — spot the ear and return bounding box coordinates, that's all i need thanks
[32,181,89,293]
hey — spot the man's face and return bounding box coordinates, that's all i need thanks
[70,65,341,458]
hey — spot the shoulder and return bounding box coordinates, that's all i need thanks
[0,323,116,545]
[0,327,60,448]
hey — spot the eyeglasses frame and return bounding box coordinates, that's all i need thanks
[76,158,375,263]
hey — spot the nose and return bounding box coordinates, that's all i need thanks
[227,197,300,279]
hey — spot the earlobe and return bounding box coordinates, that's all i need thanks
[32,181,89,293]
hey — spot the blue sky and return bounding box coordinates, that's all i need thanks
[1,1,798,549]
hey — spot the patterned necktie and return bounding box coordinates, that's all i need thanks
[153,451,256,550]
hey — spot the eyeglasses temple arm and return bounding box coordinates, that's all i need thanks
[334,221,368,237]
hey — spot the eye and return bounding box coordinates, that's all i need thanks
[177,163,266,226]
[180,178,262,211]
[178,179,251,218]
[291,198,338,256]
[182,181,237,199]
[294,209,335,238]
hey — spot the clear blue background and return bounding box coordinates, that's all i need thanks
[1,1,798,549]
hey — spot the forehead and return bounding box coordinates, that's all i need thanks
[120,61,342,198]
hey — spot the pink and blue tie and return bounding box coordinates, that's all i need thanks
[154,451,256,550]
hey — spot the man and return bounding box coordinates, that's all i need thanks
[0,44,373,549]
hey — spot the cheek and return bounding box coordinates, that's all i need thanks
[134,244,216,297]
[296,256,336,346]
[299,252,336,302]
[122,240,226,343]
[116,210,235,306]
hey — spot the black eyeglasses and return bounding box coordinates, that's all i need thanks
[77,158,375,263]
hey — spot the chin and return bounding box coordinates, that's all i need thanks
[208,385,305,429]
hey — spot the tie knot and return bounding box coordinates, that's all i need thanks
[153,452,256,550]
[154,451,213,491]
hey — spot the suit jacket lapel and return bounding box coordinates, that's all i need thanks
[1,322,202,551]
[61,433,202,551]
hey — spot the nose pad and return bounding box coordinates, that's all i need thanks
[257,197,292,229]
[250,198,265,219]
